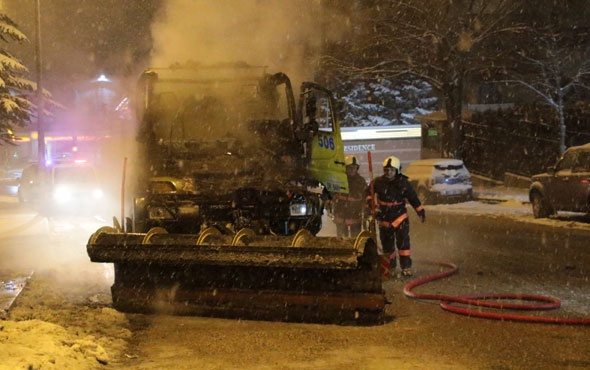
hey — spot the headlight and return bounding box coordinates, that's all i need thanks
[92,188,104,199]
[290,203,308,216]
[53,185,72,203]
[148,206,174,220]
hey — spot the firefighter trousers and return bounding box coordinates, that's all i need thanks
[379,219,411,269]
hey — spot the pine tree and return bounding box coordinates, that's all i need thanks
[0,12,35,143]
[335,77,437,127]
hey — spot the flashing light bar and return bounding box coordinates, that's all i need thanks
[340,125,421,141]
[13,133,111,142]
[12,137,31,142]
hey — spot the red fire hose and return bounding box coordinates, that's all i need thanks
[403,261,590,325]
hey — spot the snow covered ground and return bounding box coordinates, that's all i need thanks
[320,184,590,234]
[436,186,590,231]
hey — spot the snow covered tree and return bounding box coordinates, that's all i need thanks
[334,77,437,127]
[0,12,35,143]
[323,0,528,158]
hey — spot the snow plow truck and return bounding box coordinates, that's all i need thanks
[87,63,386,324]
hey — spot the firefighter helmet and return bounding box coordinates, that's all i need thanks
[344,155,359,167]
[382,156,401,171]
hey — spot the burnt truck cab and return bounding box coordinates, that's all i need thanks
[131,63,347,235]
[529,143,590,218]
[87,64,387,325]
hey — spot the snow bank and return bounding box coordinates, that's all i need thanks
[0,319,110,369]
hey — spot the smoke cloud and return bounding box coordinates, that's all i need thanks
[150,0,325,87]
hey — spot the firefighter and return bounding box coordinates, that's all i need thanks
[366,156,425,277]
[332,155,368,237]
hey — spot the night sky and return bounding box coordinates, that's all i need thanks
[4,0,162,104]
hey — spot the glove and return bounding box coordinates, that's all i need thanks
[417,209,426,223]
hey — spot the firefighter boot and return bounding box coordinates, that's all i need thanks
[390,257,398,278]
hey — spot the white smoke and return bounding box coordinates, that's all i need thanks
[150,0,325,86]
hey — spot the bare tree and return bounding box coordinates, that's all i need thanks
[323,0,527,158]
[503,28,590,154]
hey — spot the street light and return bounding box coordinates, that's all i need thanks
[96,74,110,82]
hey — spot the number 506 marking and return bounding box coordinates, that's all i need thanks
[318,135,335,150]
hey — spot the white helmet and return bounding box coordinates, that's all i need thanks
[344,155,359,167]
[382,156,401,171]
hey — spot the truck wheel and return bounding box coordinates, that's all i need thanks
[531,191,553,218]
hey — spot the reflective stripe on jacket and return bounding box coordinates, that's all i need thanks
[366,173,422,222]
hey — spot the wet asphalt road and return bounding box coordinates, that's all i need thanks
[410,210,589,316]
[116,210,590,369]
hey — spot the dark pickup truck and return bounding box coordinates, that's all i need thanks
[529,143,590,218]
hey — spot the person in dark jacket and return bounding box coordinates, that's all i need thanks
[332,155,368,237]
[365,156,425,277]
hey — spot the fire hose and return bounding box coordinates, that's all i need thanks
[403,260,590,325]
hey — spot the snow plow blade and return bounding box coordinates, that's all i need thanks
[87,227,386,325]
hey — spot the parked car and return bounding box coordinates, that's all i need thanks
[18,160,108,216]
[46,161,105,214]
[403,158,473,204]
[529,143,590,218]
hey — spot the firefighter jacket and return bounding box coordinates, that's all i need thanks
[366,173,423,228]
[332,173,367,226]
